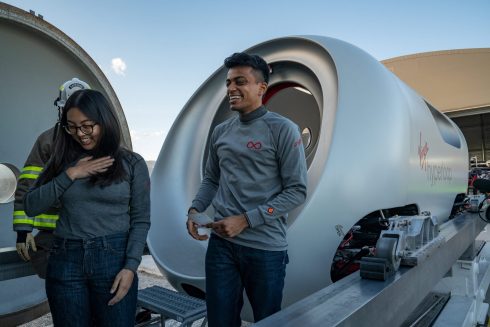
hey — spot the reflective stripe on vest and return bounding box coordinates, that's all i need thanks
[13,211,58,228]
[19,166,43,180]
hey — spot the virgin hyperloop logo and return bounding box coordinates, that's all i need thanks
[418,132,429,170]
[418,131,453,186]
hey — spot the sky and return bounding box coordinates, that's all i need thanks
[5,0,490,160]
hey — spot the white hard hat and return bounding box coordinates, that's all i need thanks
[54,78,91,109]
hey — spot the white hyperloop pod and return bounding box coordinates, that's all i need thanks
[149,35,468,311]
[0,3,130,325]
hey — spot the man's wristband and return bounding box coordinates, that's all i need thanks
[243,212,252,227]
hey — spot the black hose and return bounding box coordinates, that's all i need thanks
[478,198,490,223]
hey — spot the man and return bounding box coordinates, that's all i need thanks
[187,52,308,326]
[13,78,90,277]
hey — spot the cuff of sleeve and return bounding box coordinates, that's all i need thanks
[124,258,140,273]
[17,231,28,243]
[245,208,265,228]
[14,226,34,232]
[190,201,206,213]
[56,171,75,189]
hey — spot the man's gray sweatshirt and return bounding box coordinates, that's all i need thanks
[191,106,307,251]
[24,152,151,272]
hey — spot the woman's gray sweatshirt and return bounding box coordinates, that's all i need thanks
[24,152,151,272]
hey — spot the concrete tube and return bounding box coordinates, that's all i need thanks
[0,3,130,324]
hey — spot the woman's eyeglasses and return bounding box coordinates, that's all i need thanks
[64,123,98,135]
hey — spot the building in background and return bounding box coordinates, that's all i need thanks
[382,49,490,163]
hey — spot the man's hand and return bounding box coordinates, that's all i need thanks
[66,156,114,180]
[186,208,209,241]
[207,214,249,238]
[108,269,134,306]
[16,232,37,261]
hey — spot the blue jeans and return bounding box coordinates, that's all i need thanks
[46,232,138,327]
[205,234,288,327]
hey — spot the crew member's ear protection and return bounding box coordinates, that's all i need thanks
[54,92,62,108]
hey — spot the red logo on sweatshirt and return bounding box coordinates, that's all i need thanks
[247,141,262,150]
[267,207,274,215]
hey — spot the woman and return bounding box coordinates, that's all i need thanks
[24,89,150,326]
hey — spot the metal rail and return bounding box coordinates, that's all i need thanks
[254,213,486,327]
[0,248,35,281]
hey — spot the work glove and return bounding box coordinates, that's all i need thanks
[16,232,37,261]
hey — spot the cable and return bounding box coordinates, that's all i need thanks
[477,197,490,223]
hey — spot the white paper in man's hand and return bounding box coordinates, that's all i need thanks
[188,212,213,226]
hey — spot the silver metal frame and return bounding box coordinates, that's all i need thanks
[254,213,486,326]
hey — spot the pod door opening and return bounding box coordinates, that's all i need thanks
[264,82,320,166]
[206,61,322,170]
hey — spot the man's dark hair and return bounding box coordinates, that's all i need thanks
[224,52,270,84]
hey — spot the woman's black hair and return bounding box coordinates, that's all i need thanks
[38,89,127,187]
